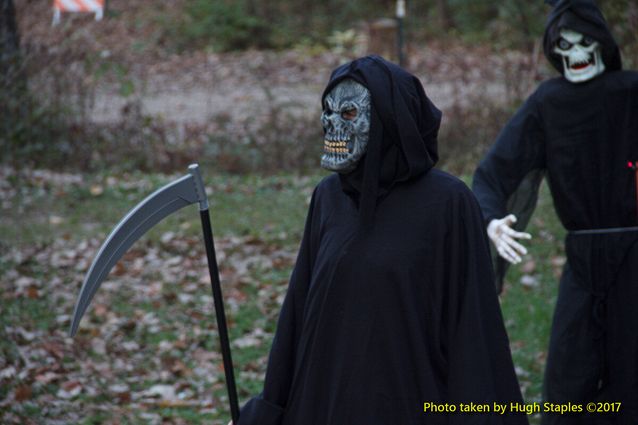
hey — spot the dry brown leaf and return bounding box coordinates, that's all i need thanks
[14,385,32,402]
[42,341,66,359]
[27,286,39,299]
[35,371,61,385]
[521,260,536,274]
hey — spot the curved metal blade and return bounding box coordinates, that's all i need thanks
[69,172,202,336]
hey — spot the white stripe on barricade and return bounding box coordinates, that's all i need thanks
[52,0,104,26]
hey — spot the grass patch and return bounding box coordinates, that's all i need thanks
[0,168,320,249]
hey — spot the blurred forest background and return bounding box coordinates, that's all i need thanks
[2,0,637,174]
[1,0,638,424]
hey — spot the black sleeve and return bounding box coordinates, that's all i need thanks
[443,188,529,425]
[472,94,546,224]
[237,189,319,425]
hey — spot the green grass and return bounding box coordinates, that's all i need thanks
[0,168,319,249]
[497,181,565,425]
[0,168,563,424]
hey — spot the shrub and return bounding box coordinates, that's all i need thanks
[175,0,272,52]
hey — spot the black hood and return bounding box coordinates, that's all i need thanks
[543,0,622,75]
[321,55,442,229]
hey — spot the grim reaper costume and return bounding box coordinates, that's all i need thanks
[473,1,638,424]
[237,56,527,425]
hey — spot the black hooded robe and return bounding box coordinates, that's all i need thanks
[237,56,527,425]
[472,1,638,424]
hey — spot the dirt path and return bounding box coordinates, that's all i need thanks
[89,49,527,125]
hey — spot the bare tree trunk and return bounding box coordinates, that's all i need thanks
[436,0,455,31]
[1,0,25,146]
[1,0,20,82]
[627,2,638,39]
[513,0,534,51]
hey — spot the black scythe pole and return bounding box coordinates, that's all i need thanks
[200,208,240,422]
[192,170,240,423]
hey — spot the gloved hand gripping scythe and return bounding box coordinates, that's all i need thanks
[69,164,240,423]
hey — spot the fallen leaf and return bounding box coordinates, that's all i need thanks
[27,286,39,299]
[14,385,33,402]
[521,260,536,274]
[35,371,61,385]
[0,366,16,380]
[520,274,539,288]
[42,341,66,359]
[57,384,82,399]
[90,185,104,196]
[49,215,64,225]
[143,384,176,400]
[551,256,566,267]
[93,304,109,317]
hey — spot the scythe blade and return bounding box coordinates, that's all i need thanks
[69,164,240,422]
[69,172,201,337]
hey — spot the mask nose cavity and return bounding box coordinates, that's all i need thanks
[322,112,336,133]
[326,116,346,142]
[570,46,589,63]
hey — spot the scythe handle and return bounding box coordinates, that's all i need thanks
[199,208,240,422]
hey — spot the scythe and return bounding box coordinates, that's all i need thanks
[69,164,240,422]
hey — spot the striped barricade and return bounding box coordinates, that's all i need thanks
[52,0,105,25]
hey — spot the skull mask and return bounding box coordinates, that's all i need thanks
[553,28,605,83]
[321,79,371,173]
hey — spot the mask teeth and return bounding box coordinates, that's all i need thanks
[324,139,349,154]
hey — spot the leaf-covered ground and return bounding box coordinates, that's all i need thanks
[0,166,564,424]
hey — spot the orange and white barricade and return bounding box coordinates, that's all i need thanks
[52,0,104,26]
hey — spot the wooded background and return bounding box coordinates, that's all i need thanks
[2,0,637,173]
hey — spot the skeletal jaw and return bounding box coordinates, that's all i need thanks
[321,138,359,172]
[560,48,604,82]
[567,53,594,70]
[553,28,605,83]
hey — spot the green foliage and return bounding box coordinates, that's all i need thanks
[2,87,78,169]
[2,45,99,170]
[433,0,545,48]
[412,0,636,54]
[166,0,392,52]
[599,0,638,68]
[495,0,546,48]
[447,0,499,35]
[176,0,272,51]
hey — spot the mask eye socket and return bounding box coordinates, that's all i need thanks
[341,108,357,120]
[557,38,572,50]
[581,36,595,47]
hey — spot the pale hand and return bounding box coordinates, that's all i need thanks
[487,214,532,264]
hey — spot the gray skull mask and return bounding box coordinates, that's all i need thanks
[321,79,371,173]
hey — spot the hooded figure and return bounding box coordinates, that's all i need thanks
[473,1,638,424]
[236,56,527,425]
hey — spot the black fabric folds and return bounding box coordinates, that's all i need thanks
[237,57,527,425]
[473,2,638,423]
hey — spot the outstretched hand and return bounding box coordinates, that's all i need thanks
[487,214,532,264]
